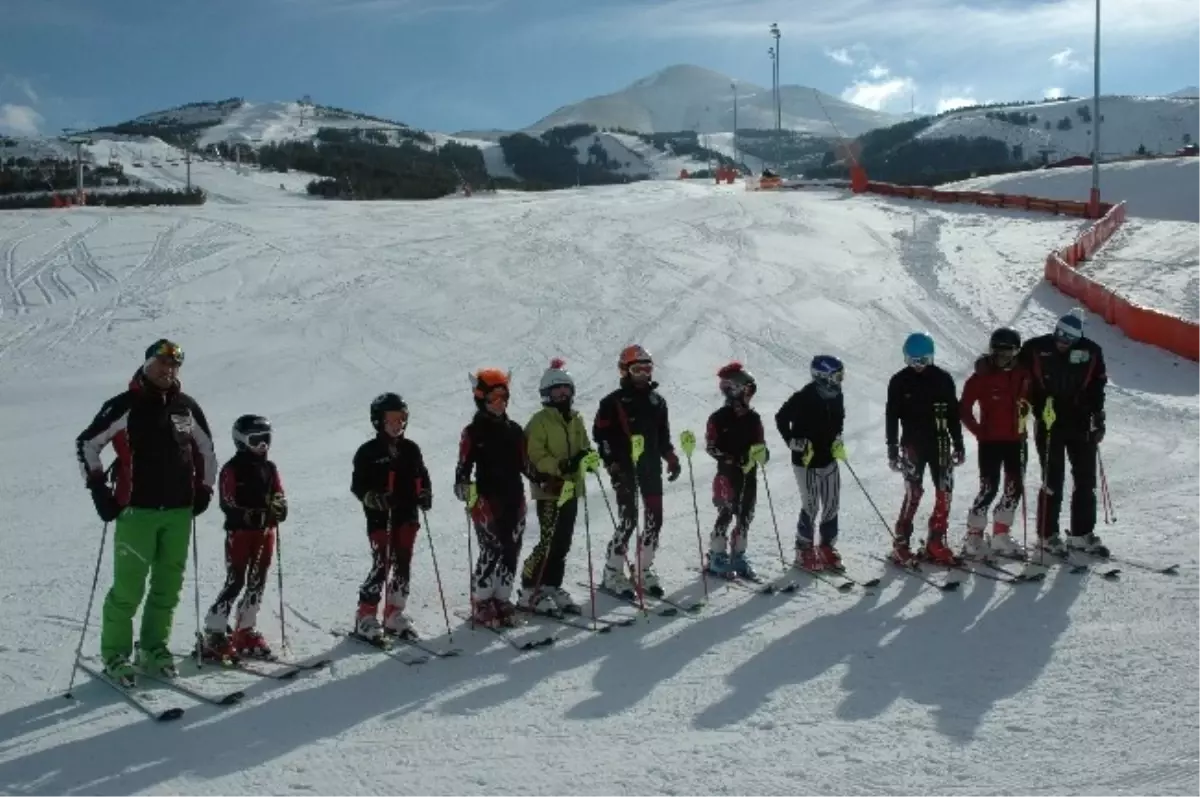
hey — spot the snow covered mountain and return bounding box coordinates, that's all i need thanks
[914,94,1198,159]
[525,64,902,137]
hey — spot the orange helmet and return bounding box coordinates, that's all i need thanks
[618,344,653,381]
[470,368,511,411]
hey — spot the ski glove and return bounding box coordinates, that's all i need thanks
[1090,411,1105,445]
[269,493,288,523]
[790,438,813,466]
[453,482,472,503]
[193,486,212,517]
[565,448,594,474]
[887,443,902,472]
[831,438,847,461]
[666,451,682,482]
[418,487,432,512]
[363,491,389,512]
[88,480,122,523]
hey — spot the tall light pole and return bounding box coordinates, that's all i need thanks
[61,128,91,204]
[731,81,739,165]
[768,45,778,169]
[770,23,782,134]
[1089,0,1102,217]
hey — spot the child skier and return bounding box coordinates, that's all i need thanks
[350,393,432,641]
[959,327,1029,558]
[885,332,965,565]
[592,344,681,597]
[454,368,532,628]
[775,355,847,571]
[519,358,595,615]
[704,362,769,579]
[199,415,287,661]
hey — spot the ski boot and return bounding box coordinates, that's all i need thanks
[989,524,1021,557]
[1036,532,1066,558]
[470,598,499,628]
[731,551,758,580]
[961,529,988,559]
[795,544,824,571]
[519,586,560,616]
[601,564,635,596]
[819,543,844,573]
[546,586,581,615]
[706,550,734,578]
[232,627,275,660]
[639,567,664,598]
[493,598,519,628]
[1066,532,1110,561]
[921,534,958,567]
[383,603,418,640]
[197,629,239,664]
[136,644,178,679]
[890,537,918,567]
[103,654,136,688]
[354,604,384,642]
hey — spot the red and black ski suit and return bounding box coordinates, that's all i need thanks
[959,355,1031,535]
[205,451,287,633]
[592,379,681,572]
[885,364,965,541]
[1019,333,1107,540]
[705,404,766,555]
[350,434,431,612]
[455,411,531,605]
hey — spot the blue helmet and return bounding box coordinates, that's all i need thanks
[902,332,935,366]
[810,354,845,387]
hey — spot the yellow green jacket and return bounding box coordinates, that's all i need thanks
[525,406,590,501]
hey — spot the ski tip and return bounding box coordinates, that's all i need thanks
[1102,569,1121,579]
[157,707,185,721]
[940,581,961,592]
[219,692,246,705]
[836,583,854,593]
[861,578,882,588]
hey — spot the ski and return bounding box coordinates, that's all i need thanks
[870,554,961,591]
[1001,548,1120,579]
[72,658,185,722]
[383,633,464,658]
[517,606,616,634]
[791,563,855,593]
[689,566,797,596]
[137,670,245,706]
[1091,553,1177,576]
[336,630,430,665]
[576,581,677,617]
[233,657,334,680]
[451,609,556,651]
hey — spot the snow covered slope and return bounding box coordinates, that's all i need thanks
[526,64,900,137]
[916,95,1198,160]
[0,179,1195,795]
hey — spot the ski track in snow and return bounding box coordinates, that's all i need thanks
[0,178,1195,796]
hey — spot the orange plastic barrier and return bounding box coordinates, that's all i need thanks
[1042,202,1199,362]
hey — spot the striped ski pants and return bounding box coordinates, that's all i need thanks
[792,462,840,548]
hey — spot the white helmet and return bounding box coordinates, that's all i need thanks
[539,357,575,406]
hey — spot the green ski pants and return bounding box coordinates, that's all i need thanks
[100,507,193,662]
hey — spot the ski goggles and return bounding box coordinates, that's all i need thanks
[483,386,509,411]
[905,354,933,367]
[547,385,573,401]
[146,340,185,366]
[816,370,844,384]
[244,432,271,451]
[627,362,653,377]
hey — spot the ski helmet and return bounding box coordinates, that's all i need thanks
[471,367,511,412]
[717,361,756,403]
[232,414,272,454]
[539,358,575,408]
[902,332,935,366]
[370,392,408,434]
[810,354,845,392]
[144,338,185,367]
[989,327,1021,368]
[617,344,653,384]
[1054,310,1084,344]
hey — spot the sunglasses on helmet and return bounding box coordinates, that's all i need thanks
[149,340,185,365]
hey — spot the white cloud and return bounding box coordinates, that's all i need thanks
[842,76,917,111]
[825,47,854,66]
[0,103,43,136]
[1049,47,1090,71]
[936,96,979,113]
[866,64,890,80]
[1044,86,1066,99]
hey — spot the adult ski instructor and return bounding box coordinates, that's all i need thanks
[75,339,218,685]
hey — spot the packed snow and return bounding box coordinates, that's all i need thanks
[0,165,1195,795]
[918,95,1198,160]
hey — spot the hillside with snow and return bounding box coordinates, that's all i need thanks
[916,95,1198,159]
[0,126,1196,795]
[526,64,901,138]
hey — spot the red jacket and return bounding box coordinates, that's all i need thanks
[959,356,1031,442]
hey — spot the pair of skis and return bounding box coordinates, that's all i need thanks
[70,656,246,722]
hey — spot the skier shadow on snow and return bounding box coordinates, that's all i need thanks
[692,563,925,731]
[0,624,537,796]
[834,564,1084,742]
[434,575,786,721]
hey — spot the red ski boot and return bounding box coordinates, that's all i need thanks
[922,534,958,567]
[232,628,275,660]
[197,630,238,664]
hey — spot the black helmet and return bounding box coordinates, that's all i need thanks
[989,327,1021,350]
[370,392,408,432]
[233,414,271,453]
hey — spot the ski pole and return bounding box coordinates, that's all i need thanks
[758,463,787,565]
[65,521,110,699]
[629,434,647,613]
[192,516,203,669]
[679,430,708,600]
[384,471,395,623]
[274,522,287,653]
[845,458,896,543]
[579,455,600,630]
[421,508,454,642]
[464,482,478,628]
[1097,446,1115,523]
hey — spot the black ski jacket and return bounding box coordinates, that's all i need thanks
[592,379,677,471]
[220,451,287,531]
[351,434,431,528]
[775,382,845,469]
[76,370,217,510]
[1019,334,1106,431]
[885,365,964,452]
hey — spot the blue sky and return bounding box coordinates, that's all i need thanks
[1,0,1196,136]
